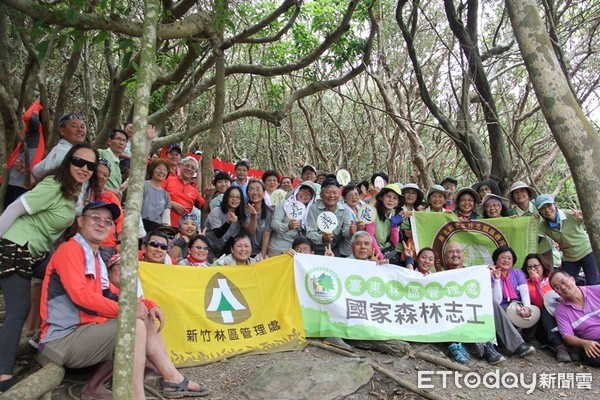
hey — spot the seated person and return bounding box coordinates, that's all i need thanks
[348,231,391,265]
[38,201,209,399]
[141,230,175,265]
[169,213,200,262]
[178,235,211,267]
[212,233,263,266]
[551,270,600,367]
[443,242,535,365]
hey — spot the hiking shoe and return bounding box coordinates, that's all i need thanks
[323,337,353,351]
[448,343,470,364]
[482,342,505,365]
[514,342,535,358]
[555,344,572,362]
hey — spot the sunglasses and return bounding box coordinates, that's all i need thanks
[193,245,210,251]
[59,113,84,126]
[70,156,97,172]
[147,240,168,251]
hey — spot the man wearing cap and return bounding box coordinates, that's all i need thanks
[442,242,535,365]
[300,165,317,183]
[162,156,205,228]
[440,177,458,211]
[165,144,182,176]
[306,178,356,256]
[233,159,251,203]
[38,201,208,398]
[551,270,600,367]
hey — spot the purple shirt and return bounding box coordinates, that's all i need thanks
[555,285,600,340]
[492,269,527,307]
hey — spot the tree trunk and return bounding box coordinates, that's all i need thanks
[112,0,160,398]
[506,0,600,262]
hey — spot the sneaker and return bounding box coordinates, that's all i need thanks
[448,343,470,364]
[323,337,353,351]
[482,342,506,365]
[514,342,535,357]
[555,344,572,363]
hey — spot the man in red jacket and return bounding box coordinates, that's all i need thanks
[38,201,208,399]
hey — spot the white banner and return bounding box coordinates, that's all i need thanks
[294,254,495,343]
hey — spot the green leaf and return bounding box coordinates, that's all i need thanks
[35,40,50,61]
[66,8,79,24]
[92,31,110,45]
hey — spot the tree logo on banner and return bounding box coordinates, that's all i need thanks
[431,220,509,270]
[205,273,251,324]
[304,267,342,304]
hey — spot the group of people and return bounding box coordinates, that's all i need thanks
[1,107,599,397]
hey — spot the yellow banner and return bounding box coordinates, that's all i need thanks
[139,255,306,366]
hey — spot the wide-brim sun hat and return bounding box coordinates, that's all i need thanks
[471,179,501,197]
[401,183,424,207]
[509,181,537,203]
[426,184,449,200]
[454,187,481,204]
[506,302,541,329]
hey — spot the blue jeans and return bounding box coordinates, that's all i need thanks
[561,252,599,285]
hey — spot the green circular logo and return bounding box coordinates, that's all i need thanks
[424,282,444,301]
[386,280,404,300]
[405,282,424,301]
[304,267,342,304]
[463,279,481,298]
[444,281,464,297]
[345,274,366,296]
[366,277,387,298]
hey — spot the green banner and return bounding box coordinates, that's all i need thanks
[411,213,539,271]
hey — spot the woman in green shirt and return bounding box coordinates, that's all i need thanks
[0,143,100,391]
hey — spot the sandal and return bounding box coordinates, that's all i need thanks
[161,377,210,398]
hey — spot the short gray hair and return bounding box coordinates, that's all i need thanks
[351,231,371,244]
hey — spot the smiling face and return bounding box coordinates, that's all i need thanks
[512,188,531,207]
[247,181,264,204]
[166,150,181,168]
[484,200,502,218]
[428,192,446,211]
[444,242,465,270]
[301,169,317,182]
[96,164,110,188]
[70,147,96,184]
[381,190,400,211]
[227,188,243,210]
[495,250,514,273]
[180,161,196,181]
[215,178,231,194]
[189,237,209,261]
[320,185,340,209]
[352,234,373,260]
[457,193,475,213]
[296,187,313,205]
[264,175,279,193]
[294,243,313,254]
[232,237,252,264]
[77,207,113,247]
[344,188,360,208]
[180,218,198,237]
[143,235,169,263]
[551,273,577,300]
[152,163,168,182]
[539,203,557,222]
[280,178,293,192]
[417,249,435,274]
[60,119,87,144]
[235,165,248,182]
[403,189,418,206]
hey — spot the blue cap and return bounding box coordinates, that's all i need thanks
[534,194,554,210]
[82,201,121,220]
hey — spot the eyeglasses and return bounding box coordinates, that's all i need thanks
[193,245,209,251]
[59,113,84,126]
[445,249,463,254]
[526,264,542,270]
[147,240,168,251]
[111,136,128,143]
[70,156,97,172]
[83,213,114,227]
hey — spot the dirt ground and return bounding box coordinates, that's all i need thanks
[2,297,600,400]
